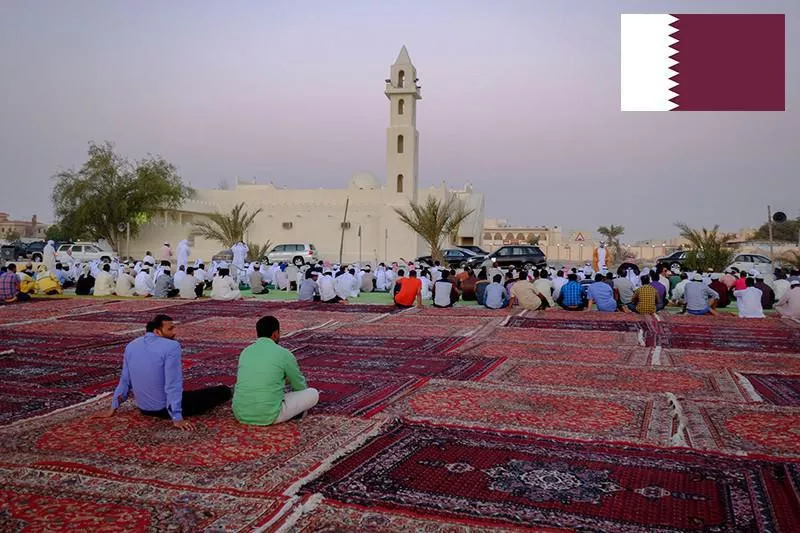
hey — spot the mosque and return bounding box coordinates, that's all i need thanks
[131,46,485,264]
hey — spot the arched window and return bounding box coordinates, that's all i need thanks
[397,135,404,154]
[396,174,404,193]
[526,233,535,241]
[505,233,514,240]
[516,233,525,240]
[398,70,405,87]
[398,99,404,115]
[494,233,502,240]
[483,232,492,240]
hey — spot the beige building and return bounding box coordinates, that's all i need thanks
[130,46,484,264]
[0,213,47,241]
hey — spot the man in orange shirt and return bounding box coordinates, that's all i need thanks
[394,270,423,308]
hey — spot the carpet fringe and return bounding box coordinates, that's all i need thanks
[364,312,389,323]
[637,328,645,346]
[734,372,764,402]
[666,393,689,447]
[282,418,392,497]
[273,494,324,533]
[284,320,335,338]
[651,346,662,366]
[253,496,299,533]
[0,349,14,355]
[1,392,111,431]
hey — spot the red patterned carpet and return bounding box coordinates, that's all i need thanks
[1,296,799,530]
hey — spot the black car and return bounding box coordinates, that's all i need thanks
[24,241,47,262]
[467,245,547,270]
[457,245,489,255]
[657,250,688,269]
[416,248,481,269]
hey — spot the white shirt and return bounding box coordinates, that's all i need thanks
[174,271,187,285]
[672,279,690,303]
[318,274,337,301]
[134,271,155,296]
[774,279,791,301]
[734,287,765,318]
[420,276,432,300]
[375,268,388,291]
[335,273,355,300]
[115,273,135,296]
[193,269,206,283]
[94,271,115,296]
[533,278,554,307]
[177,274,198,299]
[211,275,241,300]
[552,276,568,300]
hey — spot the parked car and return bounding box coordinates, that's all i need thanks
[457,245,489,256]
[416,248,482,269]
[56,242,116,263]
[469,245,547,270]
[657,250,688,269]
[727,253,773,277]
[266,243,318,266]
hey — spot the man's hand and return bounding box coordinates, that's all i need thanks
[91,408,116,419]
[173,419,196,431]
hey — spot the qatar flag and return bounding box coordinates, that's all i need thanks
[621,14,785,111]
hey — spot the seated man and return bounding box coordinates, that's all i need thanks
[775,279,800,319]
[484,274,509,309]
[629,275,659,314]
[0,264,31,302]
[298,269,321,301]
[94,263,116,296]
[95,314,233,430]
[586,273,617,312]
[233,316,319,425]
[509,273,545,311]
[683,273,719,315]
[249,263,269,295]
[394,270,423,308]
[432,270,460,308]
[557,273,585,311]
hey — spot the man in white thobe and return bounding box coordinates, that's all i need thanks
[43,240,57,272]
[176,239,191,269]
[134,267,155,296]
[375,264,388,291]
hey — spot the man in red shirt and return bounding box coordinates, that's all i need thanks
[394,270,423,308]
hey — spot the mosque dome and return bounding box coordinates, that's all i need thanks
[349,171,379,190]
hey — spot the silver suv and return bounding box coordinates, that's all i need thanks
[266,243,318,266]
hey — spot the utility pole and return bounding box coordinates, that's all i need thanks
[338,197,349,265]
[384,228,388,263]
[358,225,362,264]
[767,205,774,261]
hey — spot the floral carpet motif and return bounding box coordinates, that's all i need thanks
[482,360,744,400]
[301,420,800,531]
[0,298,110,325]
[741,374,800,407]
[7,319,141,337]
[379,380,670,444]
[460,342,652,365]
[491,327,642,346]
[679,399,800,459]
[505,315,645,332]
[0,466,290,531]
[656,322,800,353]
[335,323,478,337]
[283,332,464,356]
[0,399,379,494]
[661,349,800,374]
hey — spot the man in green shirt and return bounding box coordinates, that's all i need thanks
[233,316,319,425]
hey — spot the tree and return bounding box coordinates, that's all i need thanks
[777,250,800,269]
[394,195,473,262]
[674,222,735,271]
[753,218,800,242]
[191,202,263,248]
[45,223,73,242]
[597,224,625,264]
[5,230,21,241]
[51,141,192,251]
[526,234,541,245]
[247,241,273,262]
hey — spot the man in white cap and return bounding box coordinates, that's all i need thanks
[211,262,241,300]
[176,239,191,270]
[42,240,57,272]
[134,266,155,297]
[298,269,321,301]
[733,277,764,318]
[159,242,173,265]
[775,280,800,319]
[115,265,136,296]
[249,262,268,294]
[683,273,719,315]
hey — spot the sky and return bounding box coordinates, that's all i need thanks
[0,0,797,242]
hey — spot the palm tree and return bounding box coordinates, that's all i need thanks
[674,222,735,271]
[777,250,800,269]
[597,224,625,264]
[246,241,273,262]
[191,202,263,248]
[394,195,474,262]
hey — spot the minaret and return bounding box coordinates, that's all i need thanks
[385,45,421,203]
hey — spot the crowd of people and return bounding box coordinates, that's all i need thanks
[1,241,800,319]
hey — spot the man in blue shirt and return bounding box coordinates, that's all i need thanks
[586,273,618,312]
[484,274,509,309]
[557,273,586,310]
[94,314,232,430]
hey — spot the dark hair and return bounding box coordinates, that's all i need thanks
[256,315,280,338]
[518,271,527,280]
[55,263,63,270]
[434,261,441,266]
[650,271,659,282]
[640,275,651,285]
[681,272,688,280]
[540,270,548,279]
[568,273,578,281]
[146,314,173,333]
[102,264,111,272]
[606,272,614,280]
[595,273,605,282]
[7,263,17,272]
[556,270,564,277]
[745,277,755,288]
[410,270,417,277]
[348,268,355,275]
[187,267,195,275]
[218,268,230,277]
[478,270,487,280]
[398,269,405,277]
[441,270,450,280]
[492,274,503,283]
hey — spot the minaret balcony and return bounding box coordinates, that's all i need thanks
[384,82,421,99]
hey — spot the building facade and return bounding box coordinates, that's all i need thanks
[130,46,485,264]
[0,213,47,240]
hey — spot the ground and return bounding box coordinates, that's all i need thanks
[1,294,799,531]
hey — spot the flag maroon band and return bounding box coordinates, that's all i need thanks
[670,14,785,111]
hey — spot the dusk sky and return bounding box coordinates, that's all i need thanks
[1,0,796,241]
